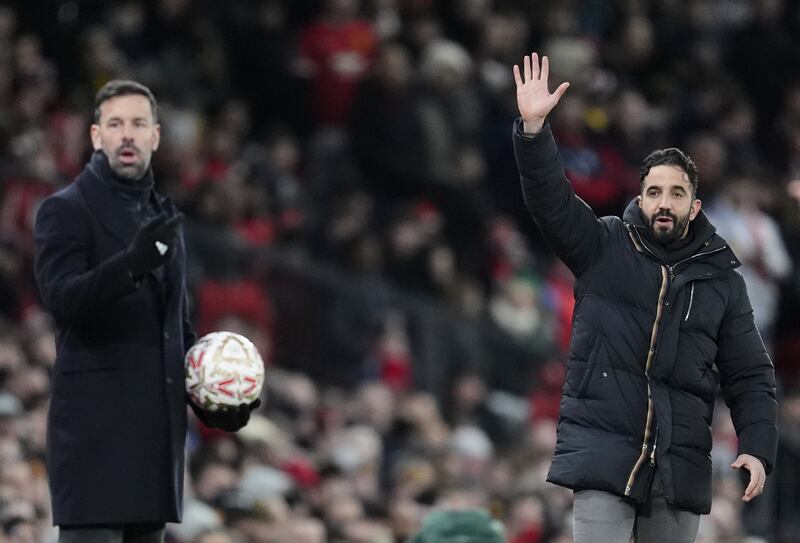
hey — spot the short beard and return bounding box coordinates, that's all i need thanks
[109,156,148,180]
[649,210,690,244]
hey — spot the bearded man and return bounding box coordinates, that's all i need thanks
[512,53,777,543]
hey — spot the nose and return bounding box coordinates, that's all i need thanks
[658,193,671,210]
[121,122,136,140]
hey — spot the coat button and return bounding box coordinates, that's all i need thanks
[166,377,173,384]
[164,331,170,340]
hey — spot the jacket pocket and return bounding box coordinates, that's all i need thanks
[565,335,603,398]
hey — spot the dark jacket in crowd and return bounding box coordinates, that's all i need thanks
[34,152,196,525]
[512,119,778,514]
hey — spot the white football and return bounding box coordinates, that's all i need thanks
[185,331,265,411]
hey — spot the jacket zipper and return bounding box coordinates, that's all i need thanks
[650,426,658,466]
[684,283,695,322]
[623,227,730,495]
[667,246,728,278]
[624,265,668,496]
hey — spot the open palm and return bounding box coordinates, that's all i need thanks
[513,53,569,132]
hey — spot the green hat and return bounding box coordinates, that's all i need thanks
[407,509,506,543]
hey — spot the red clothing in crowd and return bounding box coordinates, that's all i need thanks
[298,18,377,126]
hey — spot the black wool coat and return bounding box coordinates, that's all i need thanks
[34,161,196,525]
[513,120,778,514]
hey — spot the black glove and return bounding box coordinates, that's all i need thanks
[125,211,184,277]
[189,399,261,432]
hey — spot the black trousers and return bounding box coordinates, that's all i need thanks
[58,523,165,543]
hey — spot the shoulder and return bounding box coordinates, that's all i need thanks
[36,183,90,232]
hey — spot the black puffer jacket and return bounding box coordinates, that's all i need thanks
[513,119,778,514]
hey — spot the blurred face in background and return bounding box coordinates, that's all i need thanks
[90,94,160,180]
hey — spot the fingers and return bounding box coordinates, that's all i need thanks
[523,54,531,82]
[541,54,549,82]
[513,64,523,87]
[142,211,169,232]
[743,471,765,502]
[518,53,555,85]
[732,458,766,502]
[162,212,185,231]
[554,81,570,100]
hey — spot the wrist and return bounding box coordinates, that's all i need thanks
[522,118,545,135]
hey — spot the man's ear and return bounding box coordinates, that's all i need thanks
[689,198,702,221]
[636,195,642,207]
[152,123,161,152]
[90,124,101,151]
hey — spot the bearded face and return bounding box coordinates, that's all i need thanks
[639,165,701,244]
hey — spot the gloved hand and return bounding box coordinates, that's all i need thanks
[125,211,184,277]
[189,399,261,432]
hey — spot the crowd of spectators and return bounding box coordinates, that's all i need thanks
[1,0,800,541]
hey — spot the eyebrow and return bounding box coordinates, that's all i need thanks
[646,185,688,194]
[105,116,150,123]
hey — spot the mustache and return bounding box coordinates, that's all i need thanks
[116,143,141,155]
[651,211,676,223]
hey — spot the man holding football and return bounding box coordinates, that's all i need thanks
[512,53,778,542]
[34,80,257,543]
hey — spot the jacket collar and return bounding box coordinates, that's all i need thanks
[622,198,739,275]
[74,156,169,248]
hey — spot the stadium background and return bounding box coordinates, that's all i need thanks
[1,0,800,541]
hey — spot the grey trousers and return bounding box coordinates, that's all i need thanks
[573,475,701,543]
[58,523,165,543]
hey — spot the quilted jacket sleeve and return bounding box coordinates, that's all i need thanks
[715,270,778,473]
[512,118,603,276]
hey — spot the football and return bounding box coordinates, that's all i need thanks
[185,331,265,411]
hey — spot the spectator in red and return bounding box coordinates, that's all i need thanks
[296,0,377,127]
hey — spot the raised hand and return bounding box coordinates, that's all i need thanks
[513,52,570,134]
[125,211,184,277]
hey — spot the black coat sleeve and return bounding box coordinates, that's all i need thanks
[715,271,778,474]
[512,118,603,276]
[34,195,138,326]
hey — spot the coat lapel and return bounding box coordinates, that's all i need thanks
[76,165,139,248]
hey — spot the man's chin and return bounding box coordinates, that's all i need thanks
[651,227,680,244]
[110,161,146,180]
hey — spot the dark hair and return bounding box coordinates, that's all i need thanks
[93,79,158,123]
[640,148,699,197]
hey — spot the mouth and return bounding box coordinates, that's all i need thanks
[654,216,673,228]
[117,149,139,164]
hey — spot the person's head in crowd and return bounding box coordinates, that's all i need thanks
[91,79,160,180]
[353,382,395,433]
[550,92,586,135]
[191,527,240,543]
[276,516,327,543]
[406,508,505,543]
[5,365,48,408]
[506,493,547,542]
[191,458,239,504]
[620,15,655,64]
[322,493,364,534]
[419,39,473,91]
[338,518,394,543]
[372,42,414,91]
[387,498,425,540]
[687,132,727,197]
[0,393,22,441]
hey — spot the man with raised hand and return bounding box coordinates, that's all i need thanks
[512,53,777,542]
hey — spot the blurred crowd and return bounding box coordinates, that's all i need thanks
[1,0,800,541]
